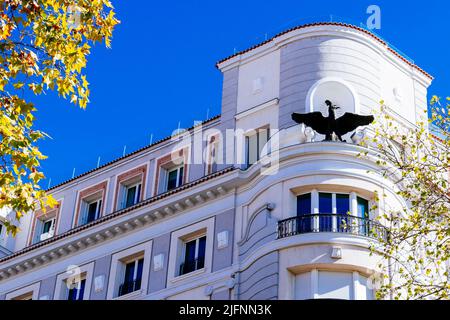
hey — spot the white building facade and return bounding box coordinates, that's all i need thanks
[0,23,432,300]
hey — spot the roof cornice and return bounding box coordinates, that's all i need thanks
[216,22,433,82]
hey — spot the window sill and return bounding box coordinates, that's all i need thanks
[113,290,142,300]
[170,267,206,284]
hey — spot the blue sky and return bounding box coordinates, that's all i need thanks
[34,0,449,187]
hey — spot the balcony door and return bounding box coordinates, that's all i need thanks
[296,193,312,233]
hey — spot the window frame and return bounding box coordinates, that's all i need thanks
[5,282,40,300]
[179,234,207,276]
[113,164,148,211]
[167,218,214,285]
[205,134,221,175]
[29,201,62,246]
[118,257,144,297]
[165,165,184,192]
[295,269,374,300]
[54,262,94,301]
[297,191,371,218]
[245,126,270,167]
[83,198,103,224]
[153,147,189,196]
[74,181,108,227]
[121,181,142,209]
[106,240,152,300]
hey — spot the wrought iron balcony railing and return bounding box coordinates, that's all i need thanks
[179,257,205,276]
[278,214,388,241]
[118,278,142,297]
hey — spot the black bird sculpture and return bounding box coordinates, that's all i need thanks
[291,100,375,142]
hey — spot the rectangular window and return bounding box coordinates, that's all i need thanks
[80,199,102,225]
[336,194,350,215]
[180,236,206,276]
[67,279,86,301]
[319,193,333,231]
[246,128,270,166]
[297,194,311,216]
[166,166,184,191]
[119,258,144,297]
[357,197,369,219]
[297,193,312,233]
[124,183,141,208]
[206,137,220,175]
[38,218,56,242]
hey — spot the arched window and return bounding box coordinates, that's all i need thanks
[306,78,359,119]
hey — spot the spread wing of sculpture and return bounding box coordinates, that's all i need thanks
[291,100,375,142]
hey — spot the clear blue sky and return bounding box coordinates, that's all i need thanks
[34,0,449,187]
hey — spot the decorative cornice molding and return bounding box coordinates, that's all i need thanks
[0,168,236,281]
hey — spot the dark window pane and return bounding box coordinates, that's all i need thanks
[86,201,98,223]
[136,259,144,290]
[357,197,369,218]
[198,236,206,268]
[125,186,137,208]
[167,169,178,191]
[297,194,311,216]
[78,279,86,300]
[68,279,86,301]
[319,193,332,213]
[319,193,333,231]
[124,261,135,284]
[184,239,196,264]
[136,259,144,280]
[336,194,350,215]
[42,220,52,234]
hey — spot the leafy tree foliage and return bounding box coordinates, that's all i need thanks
[0,0,119,234]
[361,98,449,300]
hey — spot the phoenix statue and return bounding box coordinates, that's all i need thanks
[291,100,374,142]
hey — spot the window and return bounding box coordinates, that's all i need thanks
[86,199,102,224]
[245,128,270,166]
[295,191,371,234]
[114,165,147,211]
[295,270,374,300]
[206,135,220,175]
[54,262,94,300]
[106,241,152,299]
[67,279,86,301]
[154,148,189,195]
[123,182,142,209]
[29,203,61,245]
[336,194,350,214]
[75,182,107,227]
[297,194,312,232]
[179,236,206,276]
[36,217,56,242]
[357,197,369,219]
[167,218,214,285]
[6,283,40,300]
[167,166,184,192]
[119,258,144,296]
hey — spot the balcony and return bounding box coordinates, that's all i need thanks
[277,214,388,241]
